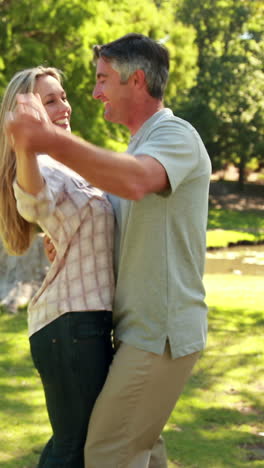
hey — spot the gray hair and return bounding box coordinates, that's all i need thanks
[93,33,169,99]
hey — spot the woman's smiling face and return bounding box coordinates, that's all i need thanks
[34,74,72,132]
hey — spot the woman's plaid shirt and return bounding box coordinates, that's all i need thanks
[13,155,115,336]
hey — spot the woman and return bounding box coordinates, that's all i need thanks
[0,67,115,467]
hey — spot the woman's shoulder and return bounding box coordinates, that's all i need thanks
[37,154,84,186]
[36,154,110,204]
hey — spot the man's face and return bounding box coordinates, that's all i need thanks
[93,57,133,127]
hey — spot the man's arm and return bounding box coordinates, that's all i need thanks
[48,132,169,200]
[6,94,169,200]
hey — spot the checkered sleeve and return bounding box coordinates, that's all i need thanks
[13,179,56,223]
[13,179,81,250]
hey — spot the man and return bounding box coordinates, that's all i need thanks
[7,33,211,468]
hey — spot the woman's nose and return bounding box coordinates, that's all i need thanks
[61,100,71,114]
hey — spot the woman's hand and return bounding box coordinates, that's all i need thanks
[5,93,53,155]
[43,234,56,263]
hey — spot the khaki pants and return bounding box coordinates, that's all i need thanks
[84,341,199,468]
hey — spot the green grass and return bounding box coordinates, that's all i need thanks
[0,197,263,467]
[0,308,49,468]
[166,274,264,468]
[0,274,263,467]
[207,209,264,248]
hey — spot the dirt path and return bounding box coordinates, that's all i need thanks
[209,181,264,211]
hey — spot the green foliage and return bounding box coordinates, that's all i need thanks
[0,0,197,150]
[1,0,263,175]
[175,0,264,184]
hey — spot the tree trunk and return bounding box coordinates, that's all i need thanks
[238,156,245,192]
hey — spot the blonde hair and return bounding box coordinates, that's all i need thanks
[0,66,62,255]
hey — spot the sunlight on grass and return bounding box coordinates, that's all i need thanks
[205,274,263,311]
[165,274,264,468]
[207,208,264,248]
[206,229,260,248]
[208,209,264,233]
[0,309,49,468]
[0,273,263,467]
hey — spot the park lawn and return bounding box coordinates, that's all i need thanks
[0,274,263,468]
[0,205,263,466]
[206,229,263,249]
[166,274,264,468]
[207,209,264,248]
[0,307,49,468]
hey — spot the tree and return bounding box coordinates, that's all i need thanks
[175,0,264,187]
[0,0,200,307]
[0,0,198,149]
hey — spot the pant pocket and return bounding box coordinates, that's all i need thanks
[29,328,59,380]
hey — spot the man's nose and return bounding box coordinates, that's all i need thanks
[92,83,101,100]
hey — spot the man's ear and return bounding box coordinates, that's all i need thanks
[132,69,146,89]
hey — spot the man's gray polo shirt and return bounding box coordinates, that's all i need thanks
[108,108,211,359]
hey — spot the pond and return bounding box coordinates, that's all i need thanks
[205,245,264,276]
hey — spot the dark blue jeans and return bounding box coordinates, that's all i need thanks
[30,311,113,468]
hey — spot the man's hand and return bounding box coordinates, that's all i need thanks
[5,93,54,155]
[43,235,56,263]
